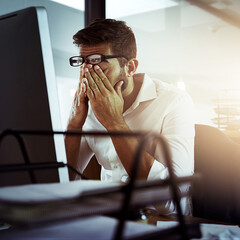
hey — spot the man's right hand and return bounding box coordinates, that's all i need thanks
[67,67,89,130]
[65,68,89,180]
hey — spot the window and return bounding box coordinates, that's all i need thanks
[106,0,240,137]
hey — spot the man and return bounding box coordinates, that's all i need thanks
[65,19,195,215]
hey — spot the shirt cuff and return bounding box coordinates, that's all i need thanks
[147,160,169,180]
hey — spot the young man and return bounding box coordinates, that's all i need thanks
[65,19,195,214]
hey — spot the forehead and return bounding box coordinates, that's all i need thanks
[79,43,112,56]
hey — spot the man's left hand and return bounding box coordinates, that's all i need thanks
[83,64,125,130]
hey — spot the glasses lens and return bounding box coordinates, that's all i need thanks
[87,54,102,64]
[70,57,83,67]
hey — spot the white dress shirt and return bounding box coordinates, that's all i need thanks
[77,73,195,214]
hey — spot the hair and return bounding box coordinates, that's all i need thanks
[73,19,137,67]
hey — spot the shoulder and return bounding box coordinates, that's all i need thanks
[150,77,193,108]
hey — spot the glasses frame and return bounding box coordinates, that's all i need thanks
[69,54,128,67]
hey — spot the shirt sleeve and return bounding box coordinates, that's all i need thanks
[147,92,195,180]
[76,136,94,173]
[147,160,169,180]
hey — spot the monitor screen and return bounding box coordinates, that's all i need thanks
[0,7,69,186]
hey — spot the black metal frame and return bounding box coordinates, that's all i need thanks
[0,129,87,180]
[0,129,199,240]
[85,0,105,27]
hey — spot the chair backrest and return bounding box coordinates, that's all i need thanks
[192,124,240,224]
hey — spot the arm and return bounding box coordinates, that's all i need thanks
[83,65,154,180]
[160,94,195,176]
[146,92,195,180]
[108,124,154,179]
[110,94,195,180]
[65,68,90,180]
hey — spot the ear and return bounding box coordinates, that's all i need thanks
[126,58,139,77]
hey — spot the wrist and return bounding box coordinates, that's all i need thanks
[106,120,129,132]
[67,121,83,131]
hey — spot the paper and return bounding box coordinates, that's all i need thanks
[0,180,121,204]
[0,216,159,240]
[157,221,240,239]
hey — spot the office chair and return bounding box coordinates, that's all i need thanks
[192,124,240,224]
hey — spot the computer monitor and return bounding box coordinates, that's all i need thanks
[0,7,69,186]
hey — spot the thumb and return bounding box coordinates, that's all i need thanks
[115,81,124,98]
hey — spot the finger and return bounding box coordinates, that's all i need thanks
[81,82,86,95]
[80,66,85,79]
[74,68,88,107]
[83,78,94,100]
[94,65,113,91]
[84,67,100,94]
[74,80,86,106]
[115,81,124,100]
[87,65,107,94]
[78,84,81,106]
[74,80,81,106]
[78,82,87,106]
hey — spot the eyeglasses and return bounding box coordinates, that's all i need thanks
[69,54,127,67]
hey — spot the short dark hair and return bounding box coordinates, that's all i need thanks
[73,19,137,66]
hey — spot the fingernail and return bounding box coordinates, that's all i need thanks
[88,64,92,68]
[95,65,100,70]
[85,68,89,72]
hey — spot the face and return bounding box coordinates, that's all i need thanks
[79,43,130,95]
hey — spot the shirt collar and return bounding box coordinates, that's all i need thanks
[123,73,157,116]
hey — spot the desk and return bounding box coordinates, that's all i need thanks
[144,210,238,226]
[140,211,240,239]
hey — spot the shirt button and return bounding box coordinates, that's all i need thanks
[113,164,118,169]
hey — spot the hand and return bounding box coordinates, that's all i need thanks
[67,67,89,130]
[83,65,125,130]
